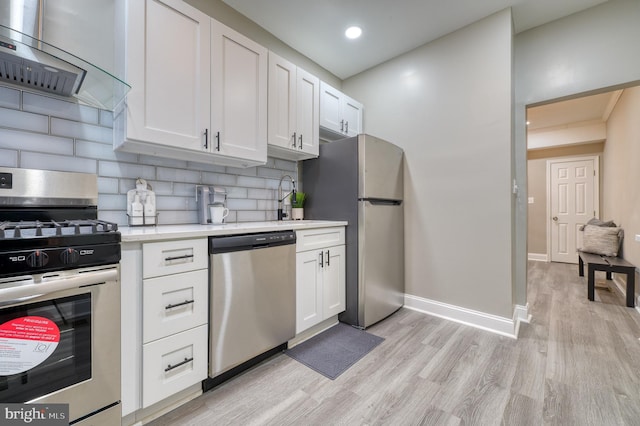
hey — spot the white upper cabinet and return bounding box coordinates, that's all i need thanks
[115,0,268,168]
[120,0,210,152]
[210,20,268,166]
[268,52,319,160]
[319,81,363,140]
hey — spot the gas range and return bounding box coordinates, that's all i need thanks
[0,168,121,278]
[0,219,121,278]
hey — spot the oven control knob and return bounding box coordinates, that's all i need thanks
[26,250,49,267]
[60,248,80,264]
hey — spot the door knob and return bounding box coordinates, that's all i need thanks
[552,216,558,221]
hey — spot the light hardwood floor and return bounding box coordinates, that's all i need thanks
[150,261,640,425]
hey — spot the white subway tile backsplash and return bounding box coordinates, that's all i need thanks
[98,177,120,194]
[100,161,156,180]
[0,148,18,167]
[257,200,278,210]
[237,175,266,189]
[203,171,236,186]
[188,160,226,174]
[51,118,113,143]
[0,107,48,133]
[175,183,202,198]
[0,86,20,109]
[0,128,74,155]
[156,167,201,184]
[225,187,248,199]
[76,139,138,162]
[23,93,99,124]
[145,180,174,195]
[227,199,258,210]
[100,110,114,127]
[156,196,194,210]
[226,166,258,177]
[138,154,188,168]
[274,158,298,172]
[5,87,298,225]
[99,194,128,210]
[248,188,274,200]
[153,210,199,225]
[21,152,97,174]
[237,210,266,222]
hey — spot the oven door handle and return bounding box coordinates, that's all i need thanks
[0,269,117,307]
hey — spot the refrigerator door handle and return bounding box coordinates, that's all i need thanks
[359,198,403,206]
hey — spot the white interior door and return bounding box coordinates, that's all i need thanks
[549,157,598,264]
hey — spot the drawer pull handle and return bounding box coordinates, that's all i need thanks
[165,300,195,310]
[326,250,330,266]
[165,357,194,372]
[164,254,194,262]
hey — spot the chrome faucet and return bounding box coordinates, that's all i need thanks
[277,175,296,220]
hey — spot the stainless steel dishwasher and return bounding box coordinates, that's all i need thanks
[208,231,296,382]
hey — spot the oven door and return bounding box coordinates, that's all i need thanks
[0,266,120,424]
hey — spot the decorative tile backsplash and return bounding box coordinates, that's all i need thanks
[0,86,298,225]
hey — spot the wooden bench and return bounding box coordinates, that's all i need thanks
[578,251,636,308]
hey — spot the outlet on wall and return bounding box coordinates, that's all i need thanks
[635,234,640,242]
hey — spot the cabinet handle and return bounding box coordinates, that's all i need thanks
[165,357,194,372]
[164,254,194,262]
[345,121,349,134]
[216,131,221,151]
[319,251,324,268]
[340,120,344,132]
[298,134,303,149]
[326,250,330,266]
[165,299,195,310]
[204,129,209,149]
[292,132,297,147]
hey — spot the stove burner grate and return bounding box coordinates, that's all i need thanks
[0,219,118,240]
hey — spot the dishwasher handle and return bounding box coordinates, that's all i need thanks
[209,231,296,254]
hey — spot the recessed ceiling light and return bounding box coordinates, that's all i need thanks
[345,26,362,39]
[526,121,530,125]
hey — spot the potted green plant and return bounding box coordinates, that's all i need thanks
[291,191,306,220]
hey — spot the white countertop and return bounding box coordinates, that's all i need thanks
[119,220,348,242]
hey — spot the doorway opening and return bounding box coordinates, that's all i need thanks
[526,85,638,264]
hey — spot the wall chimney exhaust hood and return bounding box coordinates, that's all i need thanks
[0,1,129,111]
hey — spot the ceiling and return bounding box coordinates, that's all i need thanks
[223,0,608,79]
[526,90,621,131]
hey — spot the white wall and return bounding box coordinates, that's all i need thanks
[344,10,514,318]
[514,0,640,305]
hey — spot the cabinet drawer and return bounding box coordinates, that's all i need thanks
[143,269,208,343]
[143,238,208,278]
[296,227,345,252]
[142,324,208,408]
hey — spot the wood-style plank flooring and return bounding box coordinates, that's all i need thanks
[150,261,640,425]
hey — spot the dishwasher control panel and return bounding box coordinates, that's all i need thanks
[209,231,296,254]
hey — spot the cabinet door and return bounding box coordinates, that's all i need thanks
[268,52,296,150]
[296,250,323,334]
[322,245,346,318]
[319,82,343,134]
[296,68,319,157]
[343,95,363,137]
[211,20,267,165]
[126,0,210,151]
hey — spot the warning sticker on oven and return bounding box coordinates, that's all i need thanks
[0,316,60,376]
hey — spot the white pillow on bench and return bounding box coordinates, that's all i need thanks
[581,225,623,257]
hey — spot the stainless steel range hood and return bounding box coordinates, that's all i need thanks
[0,0,129,111]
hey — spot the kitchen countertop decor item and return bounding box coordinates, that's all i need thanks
[127,178,157,226]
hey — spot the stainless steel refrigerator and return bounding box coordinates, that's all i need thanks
[303,134,404,328]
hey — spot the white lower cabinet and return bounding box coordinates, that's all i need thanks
[295,228,346,334]
[141,239,208,408]
[142,324,208,408]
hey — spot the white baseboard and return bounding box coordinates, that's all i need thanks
[611,274,640,315]
[528,253,548,262]
[404,294,525,339]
